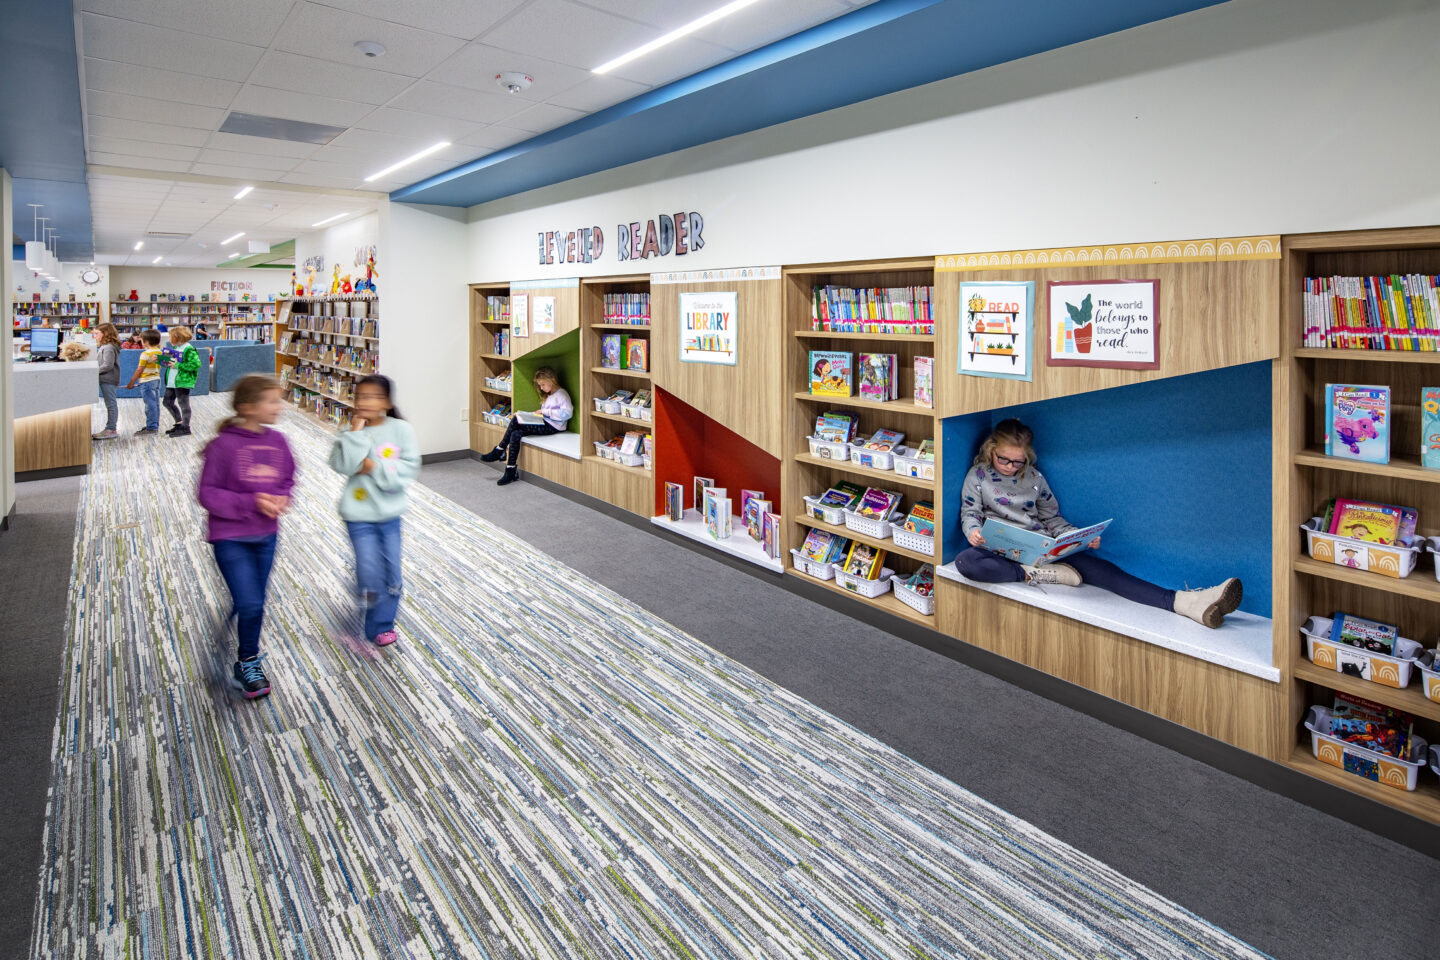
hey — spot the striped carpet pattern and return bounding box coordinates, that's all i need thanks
[32,395,1269,959]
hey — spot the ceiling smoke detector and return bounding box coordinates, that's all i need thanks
[354,40,386,58]
[495,72,533,94]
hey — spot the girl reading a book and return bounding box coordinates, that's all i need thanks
[480,366,573,486]
[955,418,1243,628]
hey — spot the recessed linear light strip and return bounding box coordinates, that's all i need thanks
[221,232,246,245]
[592,0,763,75]
[133,241,144,251]
[152,256,163,264]
[312,212,351,227]
[364,141,449,182]
[233,185,254,200]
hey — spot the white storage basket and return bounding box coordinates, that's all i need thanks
[642,453,652,470]
[850,443,907,472]
[594,397,624,415]
[806,435,851,461]
[1305,705,1428,791]
[890,576,935,616]
[893,450,936,481]
[592,441,614,459]
[842,507,902,540]
[1299,616,1422,689]
[1418,652,1440,705]
[833,565,895,598]
[790,548,836,581]
[621,402,647,420]
[615,451,645,467]
[888,521,936,556]
[802,495,847,526]
[1300,518,1420,579]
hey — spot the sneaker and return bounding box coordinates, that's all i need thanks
[497,466,520,486]
[478,446,504,462]
[1022,562,1081,587]
[92,429,118,440]
[168,425,192,437]
[374,630,398,646]
[134,427,159,436]
[232,656,271,699]
[1173,578,1243,629]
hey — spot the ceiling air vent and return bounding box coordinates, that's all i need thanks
[145,231,191,239]
[219,112,346,145]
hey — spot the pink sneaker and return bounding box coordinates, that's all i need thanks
[374,630,398,646]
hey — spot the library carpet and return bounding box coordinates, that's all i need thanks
[33,395,1269,959]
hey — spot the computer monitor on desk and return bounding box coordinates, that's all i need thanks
[29,327,60,360]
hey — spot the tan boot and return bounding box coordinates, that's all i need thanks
[1022,563,1081,587]
[1172,578,1243,628]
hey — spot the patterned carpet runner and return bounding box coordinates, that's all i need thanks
[30,395,1269,959]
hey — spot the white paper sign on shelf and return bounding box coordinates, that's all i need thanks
[512,293,529,338]
[679,291,738,365]
[532,295,556,334]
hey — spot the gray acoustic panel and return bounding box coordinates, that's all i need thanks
[218,111,346,145]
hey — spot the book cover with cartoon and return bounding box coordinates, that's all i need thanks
[808,351,853,396]
[1325,384,1389,464]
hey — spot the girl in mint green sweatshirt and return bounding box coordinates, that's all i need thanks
[328,374,421,646]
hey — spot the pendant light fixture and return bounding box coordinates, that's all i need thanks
[25,205,47,272]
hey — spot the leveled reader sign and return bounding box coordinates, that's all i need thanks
[1046,280,1159,369]
[511,293,529,338]
[680,291,738,365]
[958,281,1034,381]
[532,296,556,334]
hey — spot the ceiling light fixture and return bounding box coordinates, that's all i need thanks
[227,252,242,260]
[311,212,351,227]
[133,240,144,251]
[221,231,245,245]
[233,185,254,200]
[592,0,763,74]
[152,255,163,264]
[364,141,449,182]
[25,206,46,272]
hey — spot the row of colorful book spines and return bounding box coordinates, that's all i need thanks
[602,314,651,323]
[810,322,936,335]
[812,286,934,319]
[1301,275,1440,349]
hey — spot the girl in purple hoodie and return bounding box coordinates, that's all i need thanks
[197,374,296,699]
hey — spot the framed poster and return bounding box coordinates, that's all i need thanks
[958,281,1033,381]
[511,293,529,338]
[1046,279,1160,368]
[679,291,738,365]
[532,295,556,334]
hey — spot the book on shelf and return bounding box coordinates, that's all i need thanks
[840,541,886,580]
[817,481,866,510]
[606,388,635,404]
[902,564,935,597]
[620,431,645,456]
[486,296,510,324]
[854,487,901,520]
[814,411,860,443]
[1327,498,1414,545]
[704,492,732,540]
[761,512,781,559]
[630,389,652,408]
[665,482,684,521]
[1330,692,1416,761]
[809,351,853,396]
[624,337,648,371]
[979,517,1112,566]
[914,356,933,408]
[810,285,935,335]
[902,500,935,537]
[642,433,654,457]
[603,292,650,325]
[745,498,771,541]
[914,439,935,461]
[1302,274,1440,350]
[1424,387,1440,469]
[1324,384,1389,464]
[863,429,905,452]
[857,353,898,402]
[799,528,849,563]
[601,335,622,368]
[694,476,714,511]
[738,489,765,515]
[1328,612,1399,656]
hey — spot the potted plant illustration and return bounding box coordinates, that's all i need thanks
[1066,293,1094,353]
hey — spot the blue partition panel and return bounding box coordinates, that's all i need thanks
[941,362,1272,616]
[114,346,211,399]
[211,343,276,392]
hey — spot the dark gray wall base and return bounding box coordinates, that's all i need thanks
[421,449,472,465]
[1,504,13,531]
[17,465,87,483]
[486,452,1440,860]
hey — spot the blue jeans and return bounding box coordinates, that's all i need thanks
[954,546,1175,611]
[212,535,277,661]
[346,518,403,639]
[139,379,161,430]
[99,382,118,431]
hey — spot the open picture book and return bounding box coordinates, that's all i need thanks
[513,411,546,425]
[980,517,1112,566]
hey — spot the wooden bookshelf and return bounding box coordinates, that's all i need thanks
[470,284,512,432]
[1277,225,1440,826]
[591,366,651,380]
[579,276,654,516]
[276,296,378,422]
[792,513,937,564]
[794,330,934,343]
[789,569,936,628]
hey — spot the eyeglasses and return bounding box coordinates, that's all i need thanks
[994,455,1026,468]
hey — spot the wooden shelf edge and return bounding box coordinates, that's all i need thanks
[793,391,935,416]
[1285,745,1440,823]
[792,452,936,490]
[591,323,652,331]
[786,568,937,627]
[589,410,653,427]
[590,367,652,379]
[793,330,935,342]
[1292,658,1440,724]
[1294,556,1440,602]
[1294,447,1440,484]
[478,386,513,396]
[1294,348,1440,364]
[585,455,652,475]
[791,513,937,564]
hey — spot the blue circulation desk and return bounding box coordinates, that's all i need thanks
[12,359,97,477]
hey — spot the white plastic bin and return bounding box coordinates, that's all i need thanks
[1300,518,1420,579]
[833,565,895,599]
[892,450,936,481]
[890,576,935,616]
[790,548,836,581]
[806,435,850,461]
[802,494,847,526]
[1299,615,1423,689]
[889,521,936,556]
[850,443,906,472]
[1418,652,1440,705]
[843,507,902,540]
[1305,705,1428,791]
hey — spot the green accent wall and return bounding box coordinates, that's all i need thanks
[512,329,581,434]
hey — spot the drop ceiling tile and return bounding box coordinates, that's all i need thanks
[281,170,366,189]
[205,132,319,158]
[544,74,649,113]
[386,81,531,125]
[353,108,482,142]
[89,115,213,146]
[604,36,735,87]
[88,153,194,173]
[190,162,300,180]
[497,102,586,135]
[292,158,386,180]
[229,86,374,128]
[274,3,465,78]
[483,0,659,72]
[78,0,293,46]
[426,43,591,100]
[81,13,265,82]
[87,91,226,130]
[89,136,202,161]
[306,0,529,39]
[250,51,416,105]
[84,60,241,109]
[323,127,423,153]
[194,149,303,172]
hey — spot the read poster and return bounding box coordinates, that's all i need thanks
[958,280,1034,381]
[679,291,738,365]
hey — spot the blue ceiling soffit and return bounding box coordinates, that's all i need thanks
[1,0,93,261]
[392,0,1227,209]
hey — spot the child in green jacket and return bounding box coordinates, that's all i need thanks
[160,326,203,437]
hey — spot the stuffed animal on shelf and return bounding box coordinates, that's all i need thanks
[291,269,303,298]
[341,274,354,295]
[354,244,378,294]
[330,264,342,296]
[305,263,317,297]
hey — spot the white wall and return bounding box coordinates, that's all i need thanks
[292,211,379,292]
[464,0,1440,279]
[2,170,15,520]
[108,266,290,301]
[11,261,109,305]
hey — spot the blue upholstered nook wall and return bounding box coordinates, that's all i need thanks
[942,362,1272,616]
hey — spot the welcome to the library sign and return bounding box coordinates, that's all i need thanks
[537,212,706,265]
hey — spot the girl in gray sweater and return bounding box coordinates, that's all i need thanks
[93,323,121,439]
